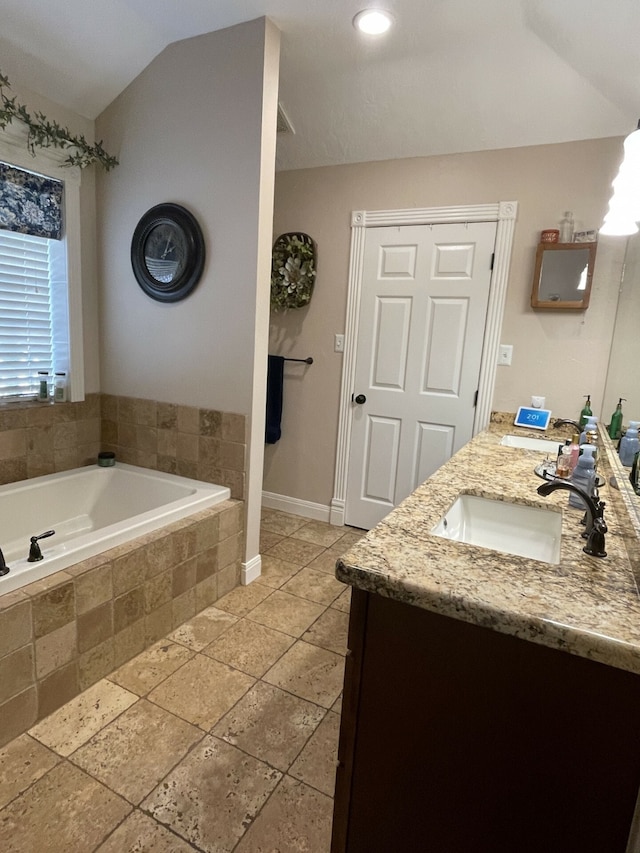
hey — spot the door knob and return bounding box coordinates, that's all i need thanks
[354,394,366,404]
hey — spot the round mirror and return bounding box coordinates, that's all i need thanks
[131,203,205,302]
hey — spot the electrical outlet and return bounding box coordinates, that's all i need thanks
[498,344,513,366]
[335,334,345,353]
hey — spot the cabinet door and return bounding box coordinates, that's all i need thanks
[333,591,640,853]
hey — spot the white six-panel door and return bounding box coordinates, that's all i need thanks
[345,221,497,530]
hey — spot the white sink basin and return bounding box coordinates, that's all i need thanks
[500,434,558,453]
[431,494,562,564]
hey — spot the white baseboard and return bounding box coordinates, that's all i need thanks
[241,554,262,585]
[330,499,345,527]
[262,490,331,523]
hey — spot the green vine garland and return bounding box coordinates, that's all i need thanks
[0,70,118,171]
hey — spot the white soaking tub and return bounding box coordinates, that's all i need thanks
[0,463,230,595]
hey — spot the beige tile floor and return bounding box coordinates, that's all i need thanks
[0,510,362,853]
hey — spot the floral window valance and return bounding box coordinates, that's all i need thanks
[0,163,63,240]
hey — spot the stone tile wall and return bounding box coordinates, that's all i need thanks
[0,392,248,745]
[0,393,247,498]
[0,394,101,485]
[0,499,243,747]
[101,394,247,500]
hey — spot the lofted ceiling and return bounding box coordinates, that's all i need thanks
[0,0,637,171]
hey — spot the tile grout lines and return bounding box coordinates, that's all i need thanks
[0,513,363,852]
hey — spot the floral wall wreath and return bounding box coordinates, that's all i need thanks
[270,232,317,310]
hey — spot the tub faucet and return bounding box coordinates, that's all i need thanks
[553,418,582,432]
[0,548,9,577]
[536,481,607,558]
[28,530,56,563]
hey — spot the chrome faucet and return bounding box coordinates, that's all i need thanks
[0,548,10,577]
[537,481,607,558]
[553,418,582,432]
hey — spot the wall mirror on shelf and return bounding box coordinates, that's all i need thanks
[531,242,597,310]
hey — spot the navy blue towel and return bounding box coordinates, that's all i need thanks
[265,355,285,443]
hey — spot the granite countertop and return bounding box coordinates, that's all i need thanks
[337,417,640,675]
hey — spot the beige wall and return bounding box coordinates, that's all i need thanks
[95,19,280,572]
[2,83,100,393]
[95,19,276,416]
[266,137,627,508]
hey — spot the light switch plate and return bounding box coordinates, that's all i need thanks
[498,344,513,366]
[335,334,345,353]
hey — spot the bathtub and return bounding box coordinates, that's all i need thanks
[0,463,231,595]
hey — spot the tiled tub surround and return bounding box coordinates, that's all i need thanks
[337,420,640,676]
[0,464,230,594]
[0,393,247,500]
[0,512,355,852]
[0,394,101,486]
[0,498,243,747]
[101,394,247,500]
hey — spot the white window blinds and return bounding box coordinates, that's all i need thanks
[0,230,53,398]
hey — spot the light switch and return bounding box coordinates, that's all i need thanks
[335,334,345,353]
[498,344,513,366]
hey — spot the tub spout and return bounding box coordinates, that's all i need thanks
[0,547,9,577]
[28,530,56,562]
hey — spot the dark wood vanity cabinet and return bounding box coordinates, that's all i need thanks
[332,589,640,853]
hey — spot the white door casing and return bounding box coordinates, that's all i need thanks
[345,221,497,530]
[331,202,518,528]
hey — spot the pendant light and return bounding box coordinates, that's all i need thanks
[600,120,640,236]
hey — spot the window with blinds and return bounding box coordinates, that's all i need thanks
[0,230,54,399]
[0,154,80,403]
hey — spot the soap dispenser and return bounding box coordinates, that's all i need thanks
[579,395,592,429]
[608,398,626,440]
[568,445,597,509]
[579,416,598,447]
[619,421,640,467]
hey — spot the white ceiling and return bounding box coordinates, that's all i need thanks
[0,0,638,171]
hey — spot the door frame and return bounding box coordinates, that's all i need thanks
[330,201,518,527]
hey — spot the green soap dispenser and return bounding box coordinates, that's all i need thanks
[579,395,592,429]
[608,398,626,440]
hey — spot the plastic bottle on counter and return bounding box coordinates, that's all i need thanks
[568,444,597,509]
[579,416,598,447]
[559,211,574,243]
[619,421,640,467]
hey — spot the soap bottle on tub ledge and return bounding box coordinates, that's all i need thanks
[53,372,67,403]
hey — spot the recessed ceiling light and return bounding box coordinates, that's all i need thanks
[353,9,394,35]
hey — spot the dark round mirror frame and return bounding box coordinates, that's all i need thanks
[130,202,205,302]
